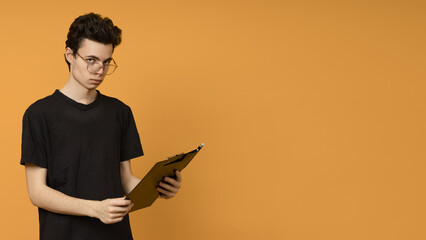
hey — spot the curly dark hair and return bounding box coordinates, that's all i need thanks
[65,13,122,71]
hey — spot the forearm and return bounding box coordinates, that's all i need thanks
[28,184,97,218]
[120,160,141,195]
[121,174,141,196]
[25,164,132,224]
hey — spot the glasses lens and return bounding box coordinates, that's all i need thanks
[106,59,117,75]
[87,63,117,75]
[105,65,116,75]
[87,63,100,74]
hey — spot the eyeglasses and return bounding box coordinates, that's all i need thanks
[75,52,118,75]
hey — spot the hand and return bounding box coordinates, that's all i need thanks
[93,197,134,224]
[157,170,182,199]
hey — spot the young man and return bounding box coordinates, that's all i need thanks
[20,13,182,239]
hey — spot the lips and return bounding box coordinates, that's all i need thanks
[90,79,102,84]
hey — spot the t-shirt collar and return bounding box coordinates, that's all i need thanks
[54,89,102,110]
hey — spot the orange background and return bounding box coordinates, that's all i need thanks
[1,0,425,239]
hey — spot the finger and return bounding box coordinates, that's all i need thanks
[109,208,128,214]
[109,216,125,223]
[158,182,178,193]
[109,205,133,214]
[109,212,128,219]
[104,218,123,224]
[175,170,182,183]
[110,198,132,206]
[156,187,175,198]
[163,177,181,188]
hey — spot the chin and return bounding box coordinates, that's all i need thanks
[85,85,100,90]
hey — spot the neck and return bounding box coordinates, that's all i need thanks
[59,79,98,105]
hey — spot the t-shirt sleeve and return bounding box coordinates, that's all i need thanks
[20,107,48,168]
[121,106,144,161]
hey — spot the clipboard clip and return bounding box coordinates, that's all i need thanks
[167,153,185,160]
[196,143,205,152]
[166,143,204,159]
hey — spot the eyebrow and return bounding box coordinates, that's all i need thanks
[84,55,113,61]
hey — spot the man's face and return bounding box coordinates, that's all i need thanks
[65,38,113,90]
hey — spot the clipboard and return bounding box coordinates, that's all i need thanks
[126,143,204,212]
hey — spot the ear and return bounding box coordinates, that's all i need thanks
[64,47,75,65]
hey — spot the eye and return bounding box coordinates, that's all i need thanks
[104,60,112,65]
[87,58,96,64]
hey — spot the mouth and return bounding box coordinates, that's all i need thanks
[90,79,103,84]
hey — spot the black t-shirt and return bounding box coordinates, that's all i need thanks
[20,89,144,240]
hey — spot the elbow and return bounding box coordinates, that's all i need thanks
[28,192,39,207]
[27,186,43,207]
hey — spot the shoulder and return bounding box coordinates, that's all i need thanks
[100,92,132,110]
[23,92,57,118]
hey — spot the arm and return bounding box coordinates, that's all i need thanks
[25,163,133,224]
[120,160,141,196]
[120,160,183,199]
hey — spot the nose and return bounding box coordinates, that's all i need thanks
[95,64,105,75]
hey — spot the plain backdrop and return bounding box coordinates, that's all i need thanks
[1,0,426,239]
